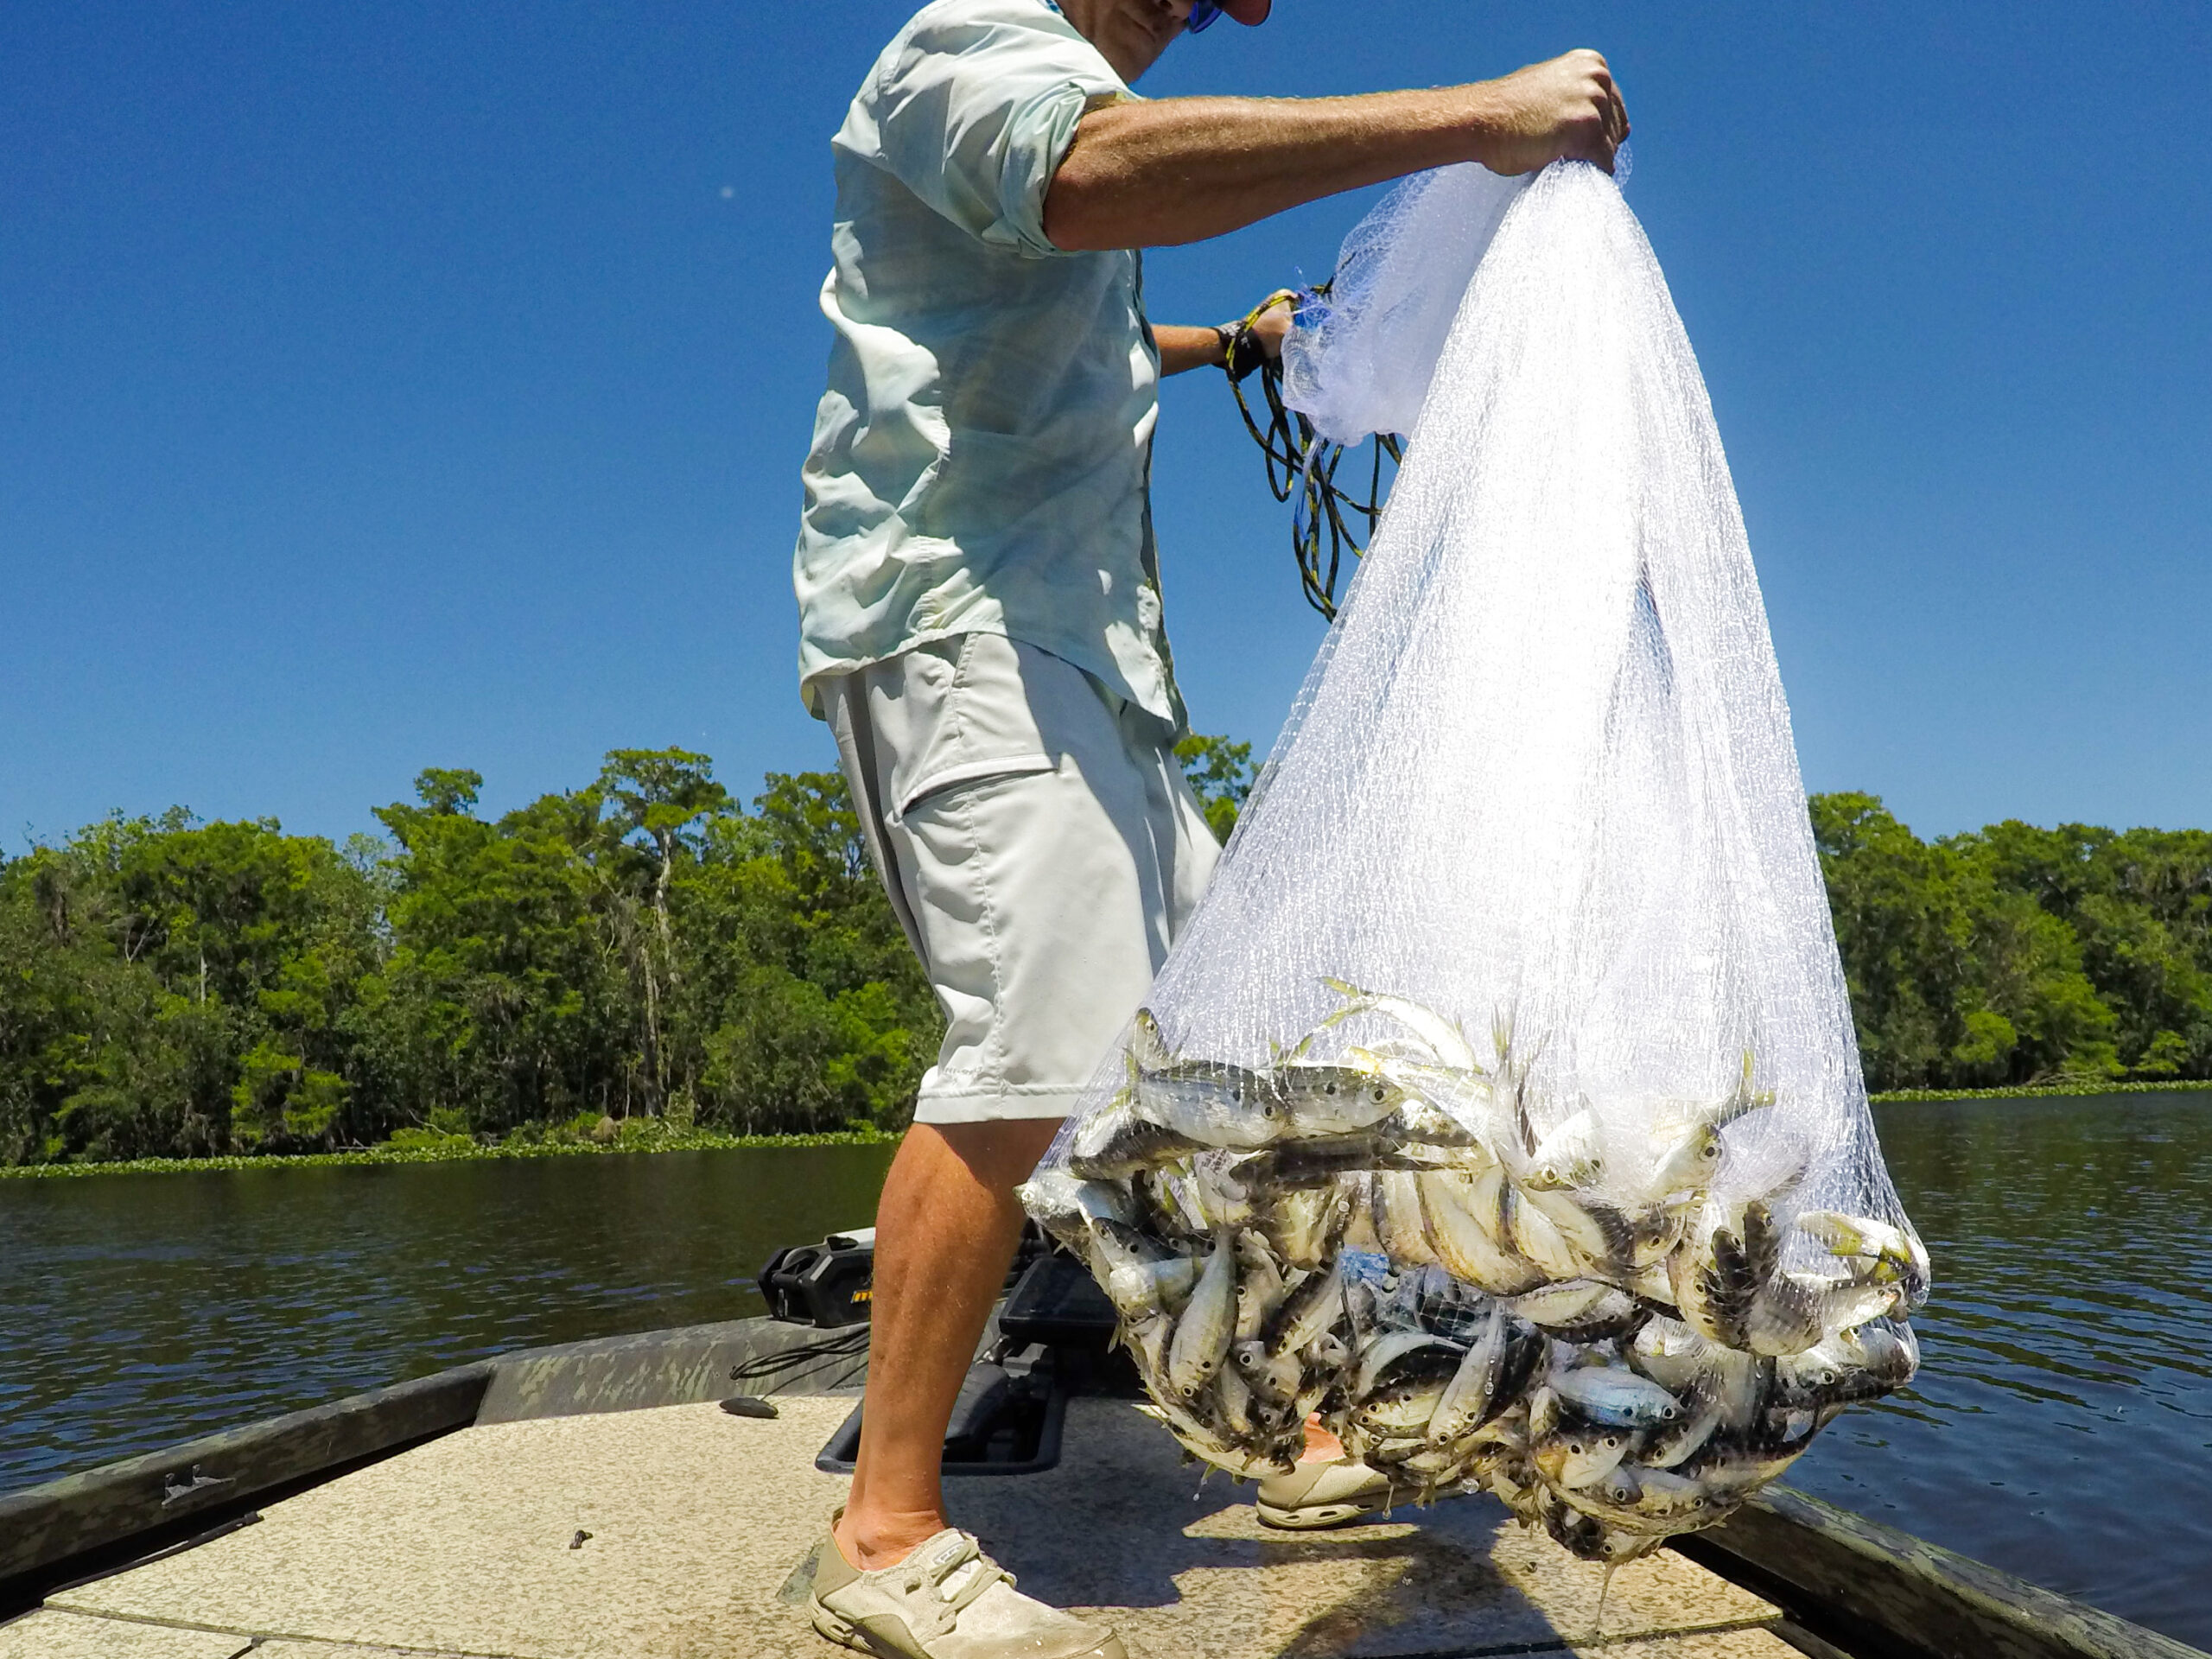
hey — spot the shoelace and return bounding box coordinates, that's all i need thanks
[893,1535,1010,1641]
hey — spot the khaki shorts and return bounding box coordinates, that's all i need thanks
[822,632,1219,1125]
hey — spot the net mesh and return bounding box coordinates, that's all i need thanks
[1024,160,1926,1560]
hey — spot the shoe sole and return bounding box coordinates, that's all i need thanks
[1256,1494,1395,1530]
[809,1596,1128,1659]
[808,1600,875,1654]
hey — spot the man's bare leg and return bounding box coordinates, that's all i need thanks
[835,1116,1062,1570]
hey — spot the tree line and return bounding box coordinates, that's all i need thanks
[1813,794,2211,1091]
[1,748,2204,1166]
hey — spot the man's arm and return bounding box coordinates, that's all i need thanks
[1044,51,1625,252]
[1155,296,1296,377]
[1156,325,1232,377]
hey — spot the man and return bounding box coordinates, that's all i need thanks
[792,3,1626,1653]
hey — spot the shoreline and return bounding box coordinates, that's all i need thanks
[0,1126,899,1181]
[10,1077,2212,1179]
[1869,1077,2212,1103]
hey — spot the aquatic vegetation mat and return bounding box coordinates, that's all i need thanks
[1025,160,1928,1567]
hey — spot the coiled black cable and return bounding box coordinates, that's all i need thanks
[1221,287,1402,620]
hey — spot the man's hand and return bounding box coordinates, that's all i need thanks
[1154,289,1297,378]
[1247,290,1295,360]
[1469,50,1629,176]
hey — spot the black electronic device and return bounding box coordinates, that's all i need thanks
[759,1227,875,1327]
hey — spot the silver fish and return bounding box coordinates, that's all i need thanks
[1515,1179,1637,1277]
[1426,1306,1509,1446]
[1141,1166,1217,1241]
[1552,1363,1684,1428]
[1018,1167,1133,1245]
[1120,1307,1173,1380]
[1642,1367,1733,1471]
[1214,1357,1258,1436]
[1505,1279,1612,1326]
[1353,1328,1465,1402]
[1795,1209,1932,1306]
[1373,1170,1442,1268]
[1628,1201,1690,1268]
[1233,1231,1289,1340]
[1534,1422,1642,1490]
[1256,1182,1351,1270]
[1347,1048,1495,1147]
[1091,1222,1201,1320]
[1066,1098,1212,1180]
[1624,1465,1719,1522]
[1525,1285,1644,1342]
[1355,1345,1465,1435]
[1127,1010,1291,1149]
[1233,1137,1425,1195]
[1641,1118,1727,1203]
[1269,1062,1411,1139]
[1522,1109,1604,1189]
[1628,1316,1714,1395]
[1770,1320,1918,1408]
[1670,1197,1782,1350]
[1420,1166,1547,1294]
[1263,1258,1346,1358]
[1505,1185,1586,1283]
[1232,1337,1302,1403]
[1745,1270,1900,1357]
[1166,1229,1238,1399]
[1319,978,1482,1070]
[1141,1394,1299,1479]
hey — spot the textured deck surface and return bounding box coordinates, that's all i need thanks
[6,1395,1789,1659]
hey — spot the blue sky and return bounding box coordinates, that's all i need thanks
[3,1,2207,849]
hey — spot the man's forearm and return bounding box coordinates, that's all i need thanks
[1155,323,1227,377]
[1044,53,1624,252]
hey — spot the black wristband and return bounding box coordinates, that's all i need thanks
[1217,321,1268,384]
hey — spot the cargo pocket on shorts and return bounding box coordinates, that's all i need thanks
[882,632,1065,823]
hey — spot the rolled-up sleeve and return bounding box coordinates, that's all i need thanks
[867,2,1128,257]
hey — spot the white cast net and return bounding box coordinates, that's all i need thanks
[1023,161,1927,1563]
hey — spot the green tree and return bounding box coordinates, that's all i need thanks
[595,749,730,1116]
[1175,733,1257,842]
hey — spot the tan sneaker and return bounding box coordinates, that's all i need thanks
[808,1524,1126,1659]
[1255,1458,1404,1529]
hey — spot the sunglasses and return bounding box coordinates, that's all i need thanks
[1186,0,1222,30]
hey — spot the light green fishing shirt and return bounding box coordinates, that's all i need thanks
[793,0,1185,735]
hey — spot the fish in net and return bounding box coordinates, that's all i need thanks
[1021,159,1927,1562]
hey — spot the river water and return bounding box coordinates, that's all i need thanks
[3,1096,2209,1647]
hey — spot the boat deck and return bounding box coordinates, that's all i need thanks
[4,1392,1791,1659]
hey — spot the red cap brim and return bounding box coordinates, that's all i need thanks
[1220,0,1270,22]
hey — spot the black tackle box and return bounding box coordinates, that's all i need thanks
[760,1227,876,1327]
